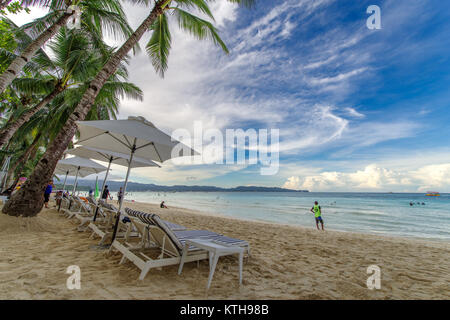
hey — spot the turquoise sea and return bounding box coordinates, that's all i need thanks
[121,192,450,241]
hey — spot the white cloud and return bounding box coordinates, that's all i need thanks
[282,162,450,192]
[344,107,365,118]
[209,1,239,27]
[412,164,450,192]
[310,68,367,85]
[340,121,421,148]
[282,176,301,189]
[6,7,48,26]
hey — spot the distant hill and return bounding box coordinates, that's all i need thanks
[56,179,309,193]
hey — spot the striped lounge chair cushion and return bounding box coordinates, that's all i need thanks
[125,208,186,231]
[125,208,154,225]
[173,230,219,241]
[208,234,249,247]
[151,214,184,253]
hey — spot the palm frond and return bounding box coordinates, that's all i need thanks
[175,0,215,21]
[225,0,256,8]
[11,77,57,95]
[173,7,229,54]
[99,81,144,102]
[146,13,171,77]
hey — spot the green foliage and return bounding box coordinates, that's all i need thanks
[145,0,236,77]
[1,25,143,182]
[146,13,171,77]
[0,19,16,73]
[0,18,18,106]
[0,1,31,16]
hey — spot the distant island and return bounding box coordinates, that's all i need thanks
[56,179,309,193]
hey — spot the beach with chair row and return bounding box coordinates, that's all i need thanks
[1,197,449,300]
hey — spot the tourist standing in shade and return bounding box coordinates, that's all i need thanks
[44,180,53,208]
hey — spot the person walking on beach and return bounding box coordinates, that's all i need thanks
[102,185,110,203]
[117,187,123,204]
[310,201,324,231]
[44,180,53,208]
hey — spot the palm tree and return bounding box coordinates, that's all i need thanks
[3,0,254,216]
[2,54,142,191]
[0,0,136,94]
[0,27,125,148]
[3,0,255,216]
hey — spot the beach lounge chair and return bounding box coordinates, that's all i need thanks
[75,197,108,232]
[110,223,209,280]
[88,202,137,245]
[124,208,250,253]
[58,195,72,213]
[62,196,92,219]
[123,208,234,252]
[109,208,250,280]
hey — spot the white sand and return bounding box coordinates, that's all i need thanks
[0,201,449,299]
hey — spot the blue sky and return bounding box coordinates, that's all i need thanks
[9,0,450,192]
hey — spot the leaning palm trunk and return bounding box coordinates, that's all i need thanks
[2,5,163,216]
[0,11,74,94]
[0,87,63,148]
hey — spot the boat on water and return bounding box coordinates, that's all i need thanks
[426,191,440,196]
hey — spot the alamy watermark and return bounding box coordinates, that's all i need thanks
[66,265,81,290]
[171,121,279,176]
[366,265,381,290]
[367,5,382,30]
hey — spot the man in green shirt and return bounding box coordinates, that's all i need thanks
[310,201,324,231]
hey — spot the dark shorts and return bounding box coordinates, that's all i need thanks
[44,193,50,203]
[315,216,323,223]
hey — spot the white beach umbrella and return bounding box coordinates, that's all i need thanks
[55,156,107,194]
[75,116,198,243]
[65,146,160,220]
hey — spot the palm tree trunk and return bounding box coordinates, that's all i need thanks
[0,11,74,94]
[0,86,63,149]
[0,0,12,11]
[2,4,164,217]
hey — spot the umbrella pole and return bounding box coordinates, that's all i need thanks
[72,166,80,195]
[58,170,69,212]
[69,166,80,210]
[62,170,69,192]
[93,157,112,222]
[111,144,136,244]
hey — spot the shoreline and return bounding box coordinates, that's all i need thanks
[1,201,449,299]
[125,199,450,245]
